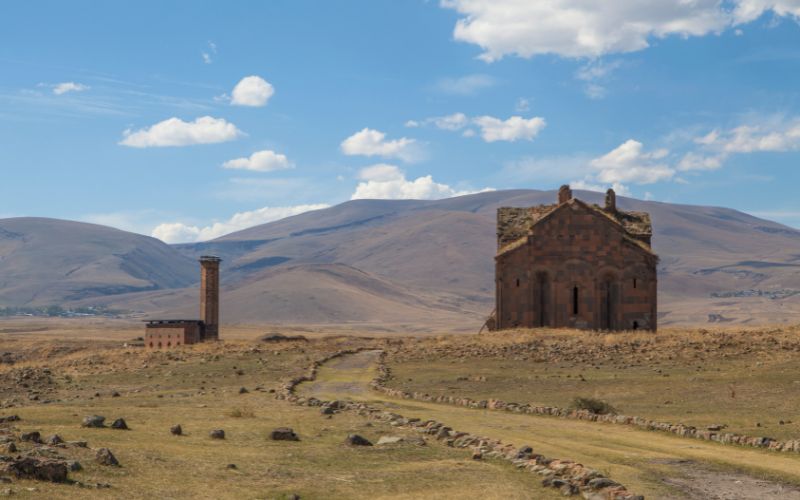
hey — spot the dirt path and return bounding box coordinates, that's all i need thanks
[299,350,800,499]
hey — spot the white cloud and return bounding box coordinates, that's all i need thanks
[351,164,492,200]
[441,0,800,60]
[571,179,632,196]
[202,40,217,64]
[431,112,469,131]
[409,112,470,131]
[715,123,800,153]
[590,139,674,184]
[732,1,800,24]
[575,60,623,99]
[473,115,546,142]
[151,204,329,243]
[119,116,243,148]
[435,74,497,95]
[53,82,89,95]
[222,149,293,172]
[231,75,274,107]
[677,152,724,171]
[341,128,418,161]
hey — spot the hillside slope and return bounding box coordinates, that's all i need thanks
[7,189,800,328]
[0,218,197,307]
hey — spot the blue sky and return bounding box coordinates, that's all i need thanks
[4,1,800,241]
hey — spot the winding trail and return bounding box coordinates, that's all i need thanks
[299,350,800,499]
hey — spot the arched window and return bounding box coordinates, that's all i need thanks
[572,286,579,315]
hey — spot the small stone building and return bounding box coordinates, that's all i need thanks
[145,256,221,349]
[491,185,658,331]
[144,320,202,348]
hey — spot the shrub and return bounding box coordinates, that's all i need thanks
[226,406,255,418]
[570,397,617,415]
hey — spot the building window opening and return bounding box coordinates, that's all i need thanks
[632,321,639,330]
[158,342,162,348]
[633,278,637,289]
[572,286,579,315]
[167,342,171,347]
[516,278,520,287]
[149,342,153,348]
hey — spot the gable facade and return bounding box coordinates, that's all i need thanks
[493,186,658,331]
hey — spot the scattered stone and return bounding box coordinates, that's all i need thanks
[45,434,64,446]
[209,429,225,440]
[20,432,41,444]
[344,434,372,446]
[238,387,248,394]
[376,436,404,446]
[111,392,121,398]
[707,424,726,432]
[320,406,335,415]
[67,461,82,472]
[471,450,483,460]
[110,418,128,430]
[588,477,619,490]
[67,441,87,448]
[5,443,16,453]
[0,457,68,482]
[81,415,105,428]
[95,448,119,466]
[170,425,182,436]
[0,416,20,424]
[269,428,299,441]
[516,445,533,459]
[226,463,237,469]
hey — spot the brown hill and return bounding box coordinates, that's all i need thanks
[7,189,800,329]
[0,218,197,307]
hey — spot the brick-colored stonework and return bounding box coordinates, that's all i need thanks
[200,256,221,341]
[144,320,202,349]
[145,256,222,348]
[492,186,658,331]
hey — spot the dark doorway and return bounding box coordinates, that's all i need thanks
[601,277,616,330]
[536,272,549,327]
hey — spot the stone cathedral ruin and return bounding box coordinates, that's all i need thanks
[144,256,221,348]
[489,186,658,332]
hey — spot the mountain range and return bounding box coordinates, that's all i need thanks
[3,189,800,330]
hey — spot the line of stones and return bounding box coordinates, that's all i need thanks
[371,353,800,454]
[276,349,643,500]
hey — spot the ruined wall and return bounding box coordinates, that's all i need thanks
[496,202,657,331]
[145,323,200,349]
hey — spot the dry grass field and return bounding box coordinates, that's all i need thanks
[385,326,800,441]
[0,318,558,499]
[0,319,799,498]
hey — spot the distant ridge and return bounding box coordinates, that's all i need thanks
[5,190,800,329]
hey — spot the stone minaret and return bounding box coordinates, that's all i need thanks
[199,256,221,341]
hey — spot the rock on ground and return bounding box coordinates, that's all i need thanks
[0,457,68,482]
[170,424,182,436]
[95,448,119,466]
[344,434,372,446]
[209,429,225,439]
[269,428,299,441]
[82,415,105,428]
[111,418,128,430]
